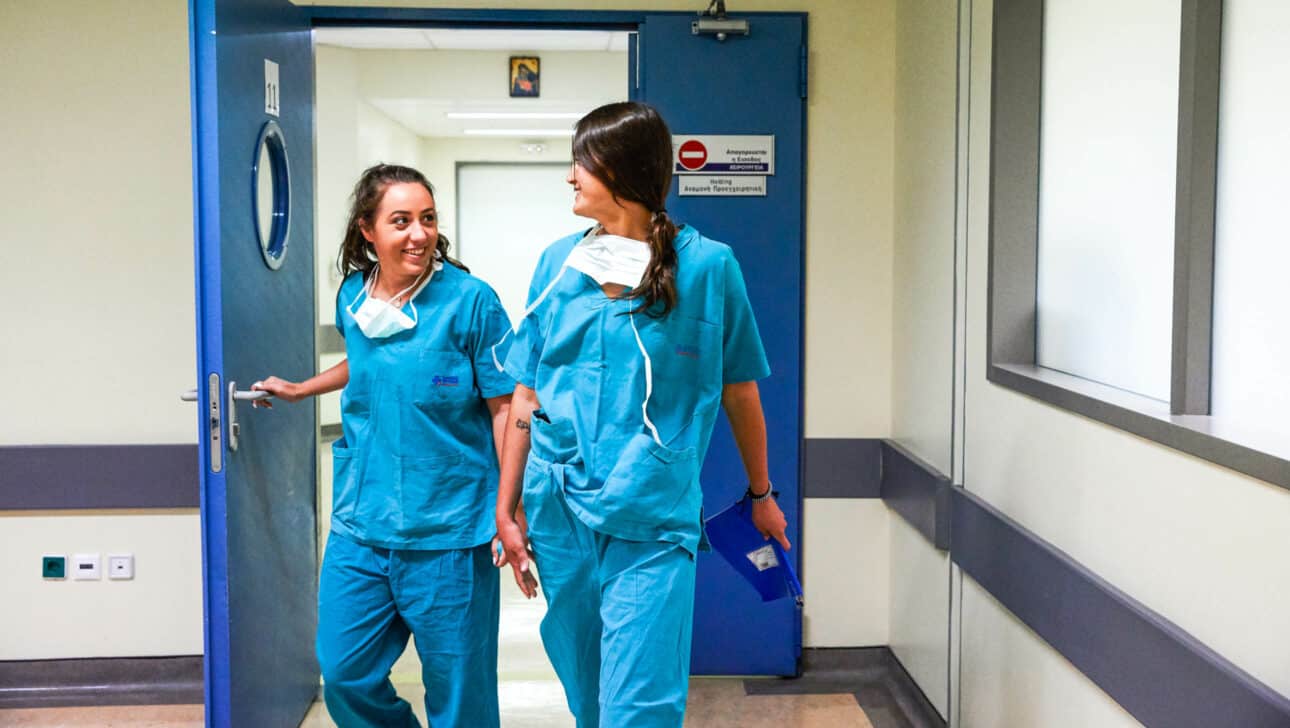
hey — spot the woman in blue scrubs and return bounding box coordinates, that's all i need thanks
[252,164,515,727]
[493,102,791,727]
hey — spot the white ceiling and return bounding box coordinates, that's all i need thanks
[314,27,630,53]
[314,27,630,138]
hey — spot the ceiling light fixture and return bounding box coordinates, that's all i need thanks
[464,128,575,137]
[447,112,583,120]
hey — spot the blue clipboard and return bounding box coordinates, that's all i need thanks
[704,496,803,605]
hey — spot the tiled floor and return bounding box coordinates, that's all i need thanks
[0,580,872,728]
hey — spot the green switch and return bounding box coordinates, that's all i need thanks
[42,555,66,579]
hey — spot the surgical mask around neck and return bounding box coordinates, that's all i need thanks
[564,232,652,289]
[347,258,440,339]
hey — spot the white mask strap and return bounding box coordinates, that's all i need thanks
[346,265,380,316]
[346,263,435,324]
[489,261,571,372]
[627,309,663,447]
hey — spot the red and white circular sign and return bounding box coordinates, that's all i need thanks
[677,139,708,171]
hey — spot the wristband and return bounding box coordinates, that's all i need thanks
[747,483,774,502]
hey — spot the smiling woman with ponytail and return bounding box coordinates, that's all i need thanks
[492,101,789,727]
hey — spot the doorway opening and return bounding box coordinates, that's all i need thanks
[310,26,628,726]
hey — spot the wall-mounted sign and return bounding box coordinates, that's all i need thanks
[672,135,774,175]
[678,175,767,197]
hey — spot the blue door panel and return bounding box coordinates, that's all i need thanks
[637,13,807,676]
[190,1,318,725]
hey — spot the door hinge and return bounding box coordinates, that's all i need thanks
[799,45,808,99]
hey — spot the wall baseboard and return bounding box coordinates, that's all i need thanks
[0,656,202,709]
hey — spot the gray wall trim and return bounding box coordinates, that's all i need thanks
[987,0,1042,367]
[1170,0,1221,416]
[988,363,1290,492]
[881,441,951,550]
[317,324,344,355]
[0,445,199,511]
[951,486,1290,728]
[0,656,203,708]
[802,438,881,498]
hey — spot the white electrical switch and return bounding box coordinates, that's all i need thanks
[107,554,134,580]
[72,553,100,580]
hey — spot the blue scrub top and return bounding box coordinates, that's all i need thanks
[504,225,770,554]
[332,263,515,550]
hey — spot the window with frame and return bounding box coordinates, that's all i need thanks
[988,0,1290,489]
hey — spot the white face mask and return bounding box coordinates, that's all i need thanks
[347,258,441,339]
[564,232,652,289]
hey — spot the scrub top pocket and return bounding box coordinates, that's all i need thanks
[397,452,472,540]
[330,440,364,525]
[581,431,701,544]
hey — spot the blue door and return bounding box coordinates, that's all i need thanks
[189,1,318,725]
[636,13,807,676]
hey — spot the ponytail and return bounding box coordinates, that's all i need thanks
[625,209,678,317]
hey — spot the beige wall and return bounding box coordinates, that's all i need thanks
[0,1,203,660]
[0,512,203,660]
[0,0,196,445]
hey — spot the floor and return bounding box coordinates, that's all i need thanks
[0,578,873,728]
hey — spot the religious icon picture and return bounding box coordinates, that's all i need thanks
[510,56,540,98]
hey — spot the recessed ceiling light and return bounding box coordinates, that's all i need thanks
[464,129,575,137]
[447,112,583,120]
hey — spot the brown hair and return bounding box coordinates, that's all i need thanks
[335,164,467,279]
[572,102,678,317]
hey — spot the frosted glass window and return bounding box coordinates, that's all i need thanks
[1210,1,1290,434]
[457,164,595,326]
[1035,0,1180,402]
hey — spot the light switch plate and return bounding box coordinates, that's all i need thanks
[107,553,134,580]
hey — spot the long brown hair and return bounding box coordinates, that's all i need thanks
[572,102,678,317]
[335,164,467,279]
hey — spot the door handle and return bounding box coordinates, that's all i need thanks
[180,382,272,454]
[180,387,271,403]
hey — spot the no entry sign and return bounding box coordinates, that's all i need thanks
[678,140,708,171]
[671,135,774,175]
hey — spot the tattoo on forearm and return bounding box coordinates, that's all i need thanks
[515,419,530,432]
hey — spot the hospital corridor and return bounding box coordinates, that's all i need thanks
[2,1,1289,727]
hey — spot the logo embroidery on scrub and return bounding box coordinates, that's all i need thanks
[432,375,460,387]
[675,345,700,359]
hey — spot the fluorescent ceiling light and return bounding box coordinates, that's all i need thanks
[447,112,583,120]
[464,128,575,137]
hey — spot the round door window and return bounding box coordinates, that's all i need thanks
[252,120,290,270]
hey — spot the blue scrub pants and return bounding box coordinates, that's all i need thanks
[526,465,698,728]
[316,532,500,728]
